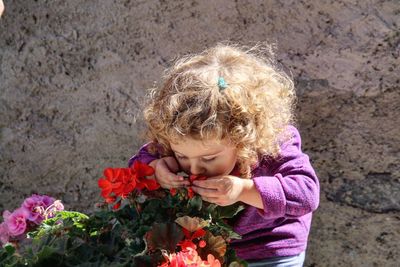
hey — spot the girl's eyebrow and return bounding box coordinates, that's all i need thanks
[173,150,222,158]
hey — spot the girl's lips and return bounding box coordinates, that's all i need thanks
[179,174,208,185]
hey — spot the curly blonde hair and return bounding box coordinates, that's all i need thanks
[144,43,296,178]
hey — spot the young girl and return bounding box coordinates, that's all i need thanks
[128,43,319,267]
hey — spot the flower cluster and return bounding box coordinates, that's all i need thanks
[98,161,160,209]
[0,161,246,266]
[0,194,63,245]
[160,248,221,267]
[95,162,245,266]
[170,174,207,199]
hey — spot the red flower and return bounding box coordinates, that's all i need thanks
[98,168,126,198]
[177,239,197,251]
[97,161,159,209]
[104,195,116,204]
[112,201,121,210]
[159,248,221,267]
[113,168,137,198]
[189,175,207,184]
[178,227,206,251]
[199,240,206,248]
[133,161,155,177]
[185,228,206,240]
[170,188,177,196]
[186,175,207,199]
[187,187,195,199]
[132,161,160,191]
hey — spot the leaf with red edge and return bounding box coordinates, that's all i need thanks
[175,216,209,232]
[197,232,227,264]
[191,228,206,240]
[205,232,226,257]
[145,223,184,253]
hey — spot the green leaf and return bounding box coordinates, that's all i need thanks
[206,203,218,214]
[206,221,241,241]
[188,195,202,211]
[215,203,245,219]
[4,244,15,255]
[225,248,248,267]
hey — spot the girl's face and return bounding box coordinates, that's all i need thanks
[170,137,238,177]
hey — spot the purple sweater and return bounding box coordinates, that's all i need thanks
[128,126,320,261]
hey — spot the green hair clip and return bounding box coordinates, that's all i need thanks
[218,77,228,91]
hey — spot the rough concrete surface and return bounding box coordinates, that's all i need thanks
[0,0,399,266]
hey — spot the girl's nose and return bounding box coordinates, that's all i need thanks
[190,162,205,175]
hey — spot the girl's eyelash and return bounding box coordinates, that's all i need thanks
[175,155,215,162]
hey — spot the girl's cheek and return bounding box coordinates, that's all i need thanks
[177,160,189,172]
[211,163,232,176]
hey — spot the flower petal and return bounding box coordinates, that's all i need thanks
[133,161,155,177]
[98,178,111,189]
[103,168,115,180]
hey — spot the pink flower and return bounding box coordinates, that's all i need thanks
[43,200,64,219]
[22,194,55,224]
[3,208,29,236]
[53,200,64,211]
[0,222,10,245]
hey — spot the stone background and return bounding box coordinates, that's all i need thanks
[0,0,399,266]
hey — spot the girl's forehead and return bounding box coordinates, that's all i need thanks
[170,137,234,156]
[171,137,226,147]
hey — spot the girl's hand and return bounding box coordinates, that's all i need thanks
[191,175,245,206]
[150,157,190,189]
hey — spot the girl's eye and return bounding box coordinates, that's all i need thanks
[176,155,187,160]
[202,157,216,162]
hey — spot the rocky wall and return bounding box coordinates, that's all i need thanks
[1,0,399,266]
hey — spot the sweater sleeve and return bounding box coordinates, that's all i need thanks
[128,142,161,167]
[252,126,320,219]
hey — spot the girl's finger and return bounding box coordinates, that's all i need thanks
[173,181,191,188]
[163,178,190,188]
[192,179,220,189]
[191,186,218,197]
[169,175,190,186]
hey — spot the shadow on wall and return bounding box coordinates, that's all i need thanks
[296,79,400,214]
